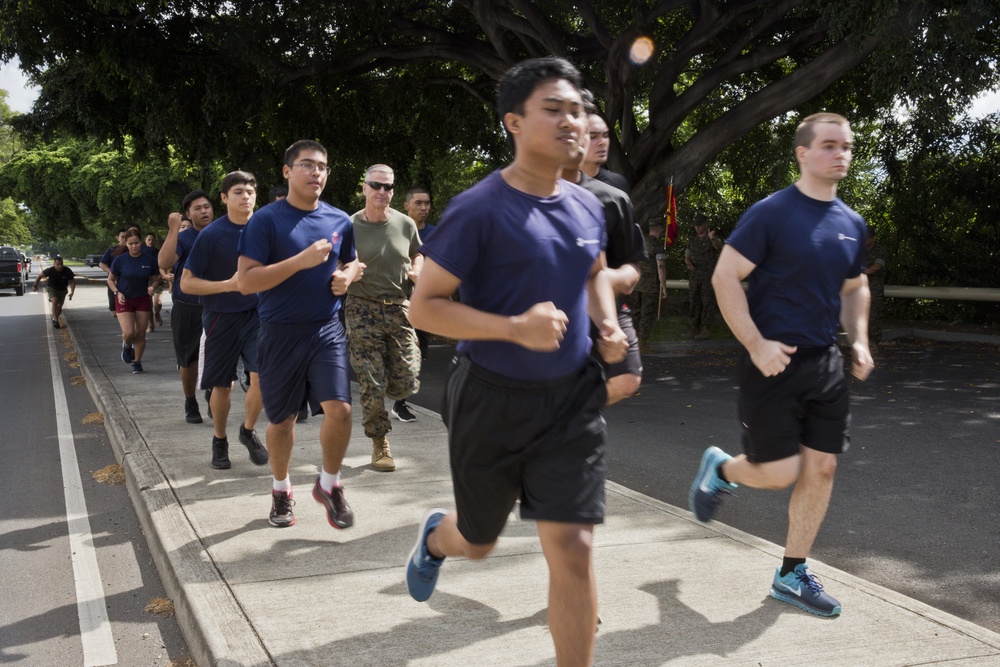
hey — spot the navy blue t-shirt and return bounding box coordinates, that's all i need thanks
[421,171,605,381]
[417,224,436,245]
[171,227,201,305]
[110,252,159,299]
[727,185,866,348]
[184,215,259,313]
[238,199,356,325]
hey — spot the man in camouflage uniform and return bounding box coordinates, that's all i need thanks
[684,214,724,340]
[630,219,665,353]
[347,164,422,472]
[864,224,887,344]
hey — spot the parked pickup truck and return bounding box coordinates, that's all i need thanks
[0,246,27,295]
[84,254,103,267]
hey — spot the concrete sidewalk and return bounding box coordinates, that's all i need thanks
[63,283,1000,666]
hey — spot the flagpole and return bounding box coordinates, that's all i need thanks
[659,176,676,319]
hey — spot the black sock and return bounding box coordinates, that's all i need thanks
[780,557,806,577]
[717,462,729,484]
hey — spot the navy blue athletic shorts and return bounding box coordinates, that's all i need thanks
[199,309,260,390]
[738,343,850,463]
[256,317,351,425]
[171,300,203,368]
[443,354,608,545]
[591,307,642,379]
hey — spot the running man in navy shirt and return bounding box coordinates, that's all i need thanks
[405,57,627,667]
[182,171,268,471]
[689,112,874,618]
[238,140,362,530]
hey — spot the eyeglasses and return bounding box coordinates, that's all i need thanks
[291,161,332,175]
[365,180,394,191]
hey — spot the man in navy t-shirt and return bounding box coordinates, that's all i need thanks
[238,139,362,531]
[689,112,874,618]
[159,190,216,424]
[183,171,268,471]
[404,57,627,667]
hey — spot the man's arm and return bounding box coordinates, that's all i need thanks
[840,274,874,380]
[180,268,238,296]
[712,245,796,377]
[32,271,43,289]
[68,278,76,299]
[408,258,568,351]
[586,253,628,363]
[407,251,424,283]
[657,253,667,299]
[158,212,183,271]
[236,239,333,294]
[605,262,640,296]
[331,259,364,295]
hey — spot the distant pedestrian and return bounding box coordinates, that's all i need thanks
[33,255,75,328]
[108,231,160,374]
[99,228,129,316]
[406,56,627,667]
[864,224,887,344]
[159,190,216,423]
[404,187,436,361]
[181,171,268,471]
[683,214,724,340]
[690,112,874,617]
[581,111,630,194]
[630,219,666,353]
[238,139,362,529]
[347,164,423,468]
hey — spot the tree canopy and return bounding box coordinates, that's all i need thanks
[3,0,997,221]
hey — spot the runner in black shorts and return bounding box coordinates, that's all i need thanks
[689,112,874,618]
[558,95,646,404]
[405,57,627,667]
[159,190,216,424]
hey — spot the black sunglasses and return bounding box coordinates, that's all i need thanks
[365,180,394,191]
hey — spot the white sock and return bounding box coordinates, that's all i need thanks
[272,476,291,493]
[320,469,341,493]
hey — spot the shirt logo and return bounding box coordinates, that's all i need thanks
[837,233,857,242]
[331,232,341,244]
[576,237,600,247]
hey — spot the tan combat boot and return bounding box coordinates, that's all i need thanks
[371,436,396,472]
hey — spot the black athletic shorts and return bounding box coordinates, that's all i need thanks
[738,343,850,463]
[443,354,609,545]
[591,308,642,379]
[199,309,260,390]
[170,300,203,368]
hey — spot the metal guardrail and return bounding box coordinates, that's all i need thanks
[663,280,1000,302]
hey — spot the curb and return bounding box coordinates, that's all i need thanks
[67,315,273,667]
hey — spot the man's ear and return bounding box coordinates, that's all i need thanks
[503,112,521,135]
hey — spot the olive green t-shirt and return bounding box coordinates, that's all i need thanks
[348,208,420,302]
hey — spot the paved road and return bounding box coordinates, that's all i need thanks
[0,291,191,665]
[407,337,1000,634]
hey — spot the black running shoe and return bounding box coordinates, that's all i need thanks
[185,397,203,424]
[311,477,354,529]
[239,426,268,465]
[269,490,295,527]
[391,400,417,423]
[211,436,231,469]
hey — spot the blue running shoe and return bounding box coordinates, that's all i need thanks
[769,564,842,616]
[689,446,737,522]
[406,508,447,602]
[121,342,134,364]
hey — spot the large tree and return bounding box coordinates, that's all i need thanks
[2,0,998,221]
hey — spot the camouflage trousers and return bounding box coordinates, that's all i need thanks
[689,275,718,330]
[625,291,659,342]
[345,297,421,438]
[869,291,884,343]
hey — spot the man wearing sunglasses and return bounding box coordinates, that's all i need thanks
[346,165,423,472]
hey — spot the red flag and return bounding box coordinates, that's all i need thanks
[664,179,678,248]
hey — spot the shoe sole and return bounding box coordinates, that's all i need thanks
[186,415,204,424]
[391,410,416,423]
[372,459,396,472]
[311,484,353,529]
[211,461,231,470]
[769,586,841,616]
[406,508,448,602]
[268,516,295,527]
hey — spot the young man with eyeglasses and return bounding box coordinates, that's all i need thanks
[238,140,362,529]
[406,56,627,667]
[345,165,423,471]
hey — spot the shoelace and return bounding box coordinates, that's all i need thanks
[796,570,825,593]
[273,494,295,515]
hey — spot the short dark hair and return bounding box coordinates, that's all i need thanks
[220,170,257,196]
[284,140,327,167]
[795,112,851,150]
[405,187,430,203]
[268,184,288,202]
[580,89,599,115]
[53,255,63,262]
[182,189,211,214]
[497,57,582,120]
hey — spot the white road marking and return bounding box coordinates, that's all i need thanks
[45,303,118,666]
